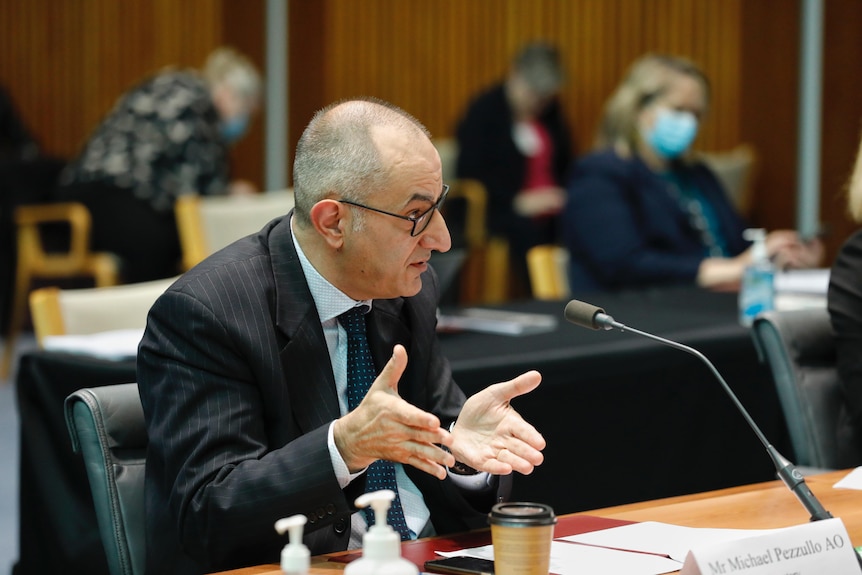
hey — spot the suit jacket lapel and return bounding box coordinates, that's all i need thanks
[270,213,341,433]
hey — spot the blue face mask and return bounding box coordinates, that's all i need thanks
[220,114,249,144]
[644,107,698,159]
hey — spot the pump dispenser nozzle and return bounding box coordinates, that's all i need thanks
[274,514,310,575]
[356,489,396,533]
[743,228,768,263]
[344,490,418,575]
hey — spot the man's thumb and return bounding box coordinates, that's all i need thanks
[373,344,408,392]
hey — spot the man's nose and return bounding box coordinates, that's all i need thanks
[420,209,451,253]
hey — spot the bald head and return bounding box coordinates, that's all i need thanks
[292,98,433,227]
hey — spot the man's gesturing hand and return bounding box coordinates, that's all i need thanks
[449,371,546,476]
[333,345,455,479]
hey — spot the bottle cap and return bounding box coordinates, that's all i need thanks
[743,228,768,263]
[274,514,310,574]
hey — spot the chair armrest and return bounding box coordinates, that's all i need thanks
[174,195,207,271]
[15,202,93,267]
[29,286,65,344]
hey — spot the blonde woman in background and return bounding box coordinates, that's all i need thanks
[828,129,862,445]
[55,47,262,282]
[562,53,821,291]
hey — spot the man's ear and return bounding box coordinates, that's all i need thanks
[309,199,346,249]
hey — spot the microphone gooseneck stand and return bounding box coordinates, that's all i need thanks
[564,299,862,571]
[598,312,831,522]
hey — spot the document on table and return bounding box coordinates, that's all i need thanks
[437,521,780,575]
[561,521,776,563]
[774,268,830,295]
[42,328,144,360]
[435,541,681,575]
[833,466,862,490]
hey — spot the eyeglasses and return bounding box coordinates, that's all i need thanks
[337,184,449,237]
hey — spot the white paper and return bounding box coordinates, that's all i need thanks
[436,541,681,575]
[561,521,776,563]
[774,268,830,295]
[833,466,862,490]
[680,518,859,575]
[437,308,558,336]
[42,329,144,360]
[774,292,827,311]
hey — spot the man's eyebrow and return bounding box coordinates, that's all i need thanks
[406,191,436,204]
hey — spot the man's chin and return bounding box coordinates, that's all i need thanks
[398,275,424,298]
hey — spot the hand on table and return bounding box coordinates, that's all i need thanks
[766,231,824,270]
[513,187,566,217]
[227,179,258,196]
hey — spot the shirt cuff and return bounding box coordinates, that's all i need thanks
[328,421,366,489]
[444,420,482,476]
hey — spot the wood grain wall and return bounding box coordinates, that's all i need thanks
[0,0,265,190]
[290,0,744,159]
[3,0,862,263]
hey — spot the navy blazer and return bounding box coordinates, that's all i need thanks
[562,150,749,291]
[137,214,482,575]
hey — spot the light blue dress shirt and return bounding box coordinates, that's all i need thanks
[289,218,431,548]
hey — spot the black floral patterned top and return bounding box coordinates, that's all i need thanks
[60,71,230,213]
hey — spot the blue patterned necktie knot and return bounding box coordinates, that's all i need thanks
[338,307,412,540]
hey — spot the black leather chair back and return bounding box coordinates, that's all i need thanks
[752,308,862,469]
[65,383,146,575]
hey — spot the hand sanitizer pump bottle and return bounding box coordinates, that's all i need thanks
[343,490,419,575]
[274,515,310,575]
[738,228,775,327]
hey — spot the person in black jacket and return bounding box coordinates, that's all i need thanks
[829,128,862,443]
[137,98,546,574]
[563,53,821,291]
[455,42,573,296]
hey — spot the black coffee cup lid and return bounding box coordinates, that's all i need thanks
[488,502,556,526]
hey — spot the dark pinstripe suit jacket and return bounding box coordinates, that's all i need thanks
[137,214,484,575]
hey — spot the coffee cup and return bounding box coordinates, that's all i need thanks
[488,502,556,575]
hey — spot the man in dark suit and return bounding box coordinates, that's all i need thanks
[137,98,546,575]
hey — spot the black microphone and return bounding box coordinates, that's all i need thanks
[564,299,833,522]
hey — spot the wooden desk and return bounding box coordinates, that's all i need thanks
[212,470,862,574]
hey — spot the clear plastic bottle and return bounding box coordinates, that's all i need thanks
[738,228,775,327]
[343,490,419,575]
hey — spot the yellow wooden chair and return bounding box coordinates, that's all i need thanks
[28,276,177,347]
[440,179,514,305]
[2,202,119,378]
[175,190,295,271]
[526,244,570,301]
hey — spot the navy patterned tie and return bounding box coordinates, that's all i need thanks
[338,306,412,540]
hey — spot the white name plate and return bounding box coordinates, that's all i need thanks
[679,518,861,575]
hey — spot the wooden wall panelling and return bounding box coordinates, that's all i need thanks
[222,0,266,189]
[740,1,801,238]
[301,0,743,156]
